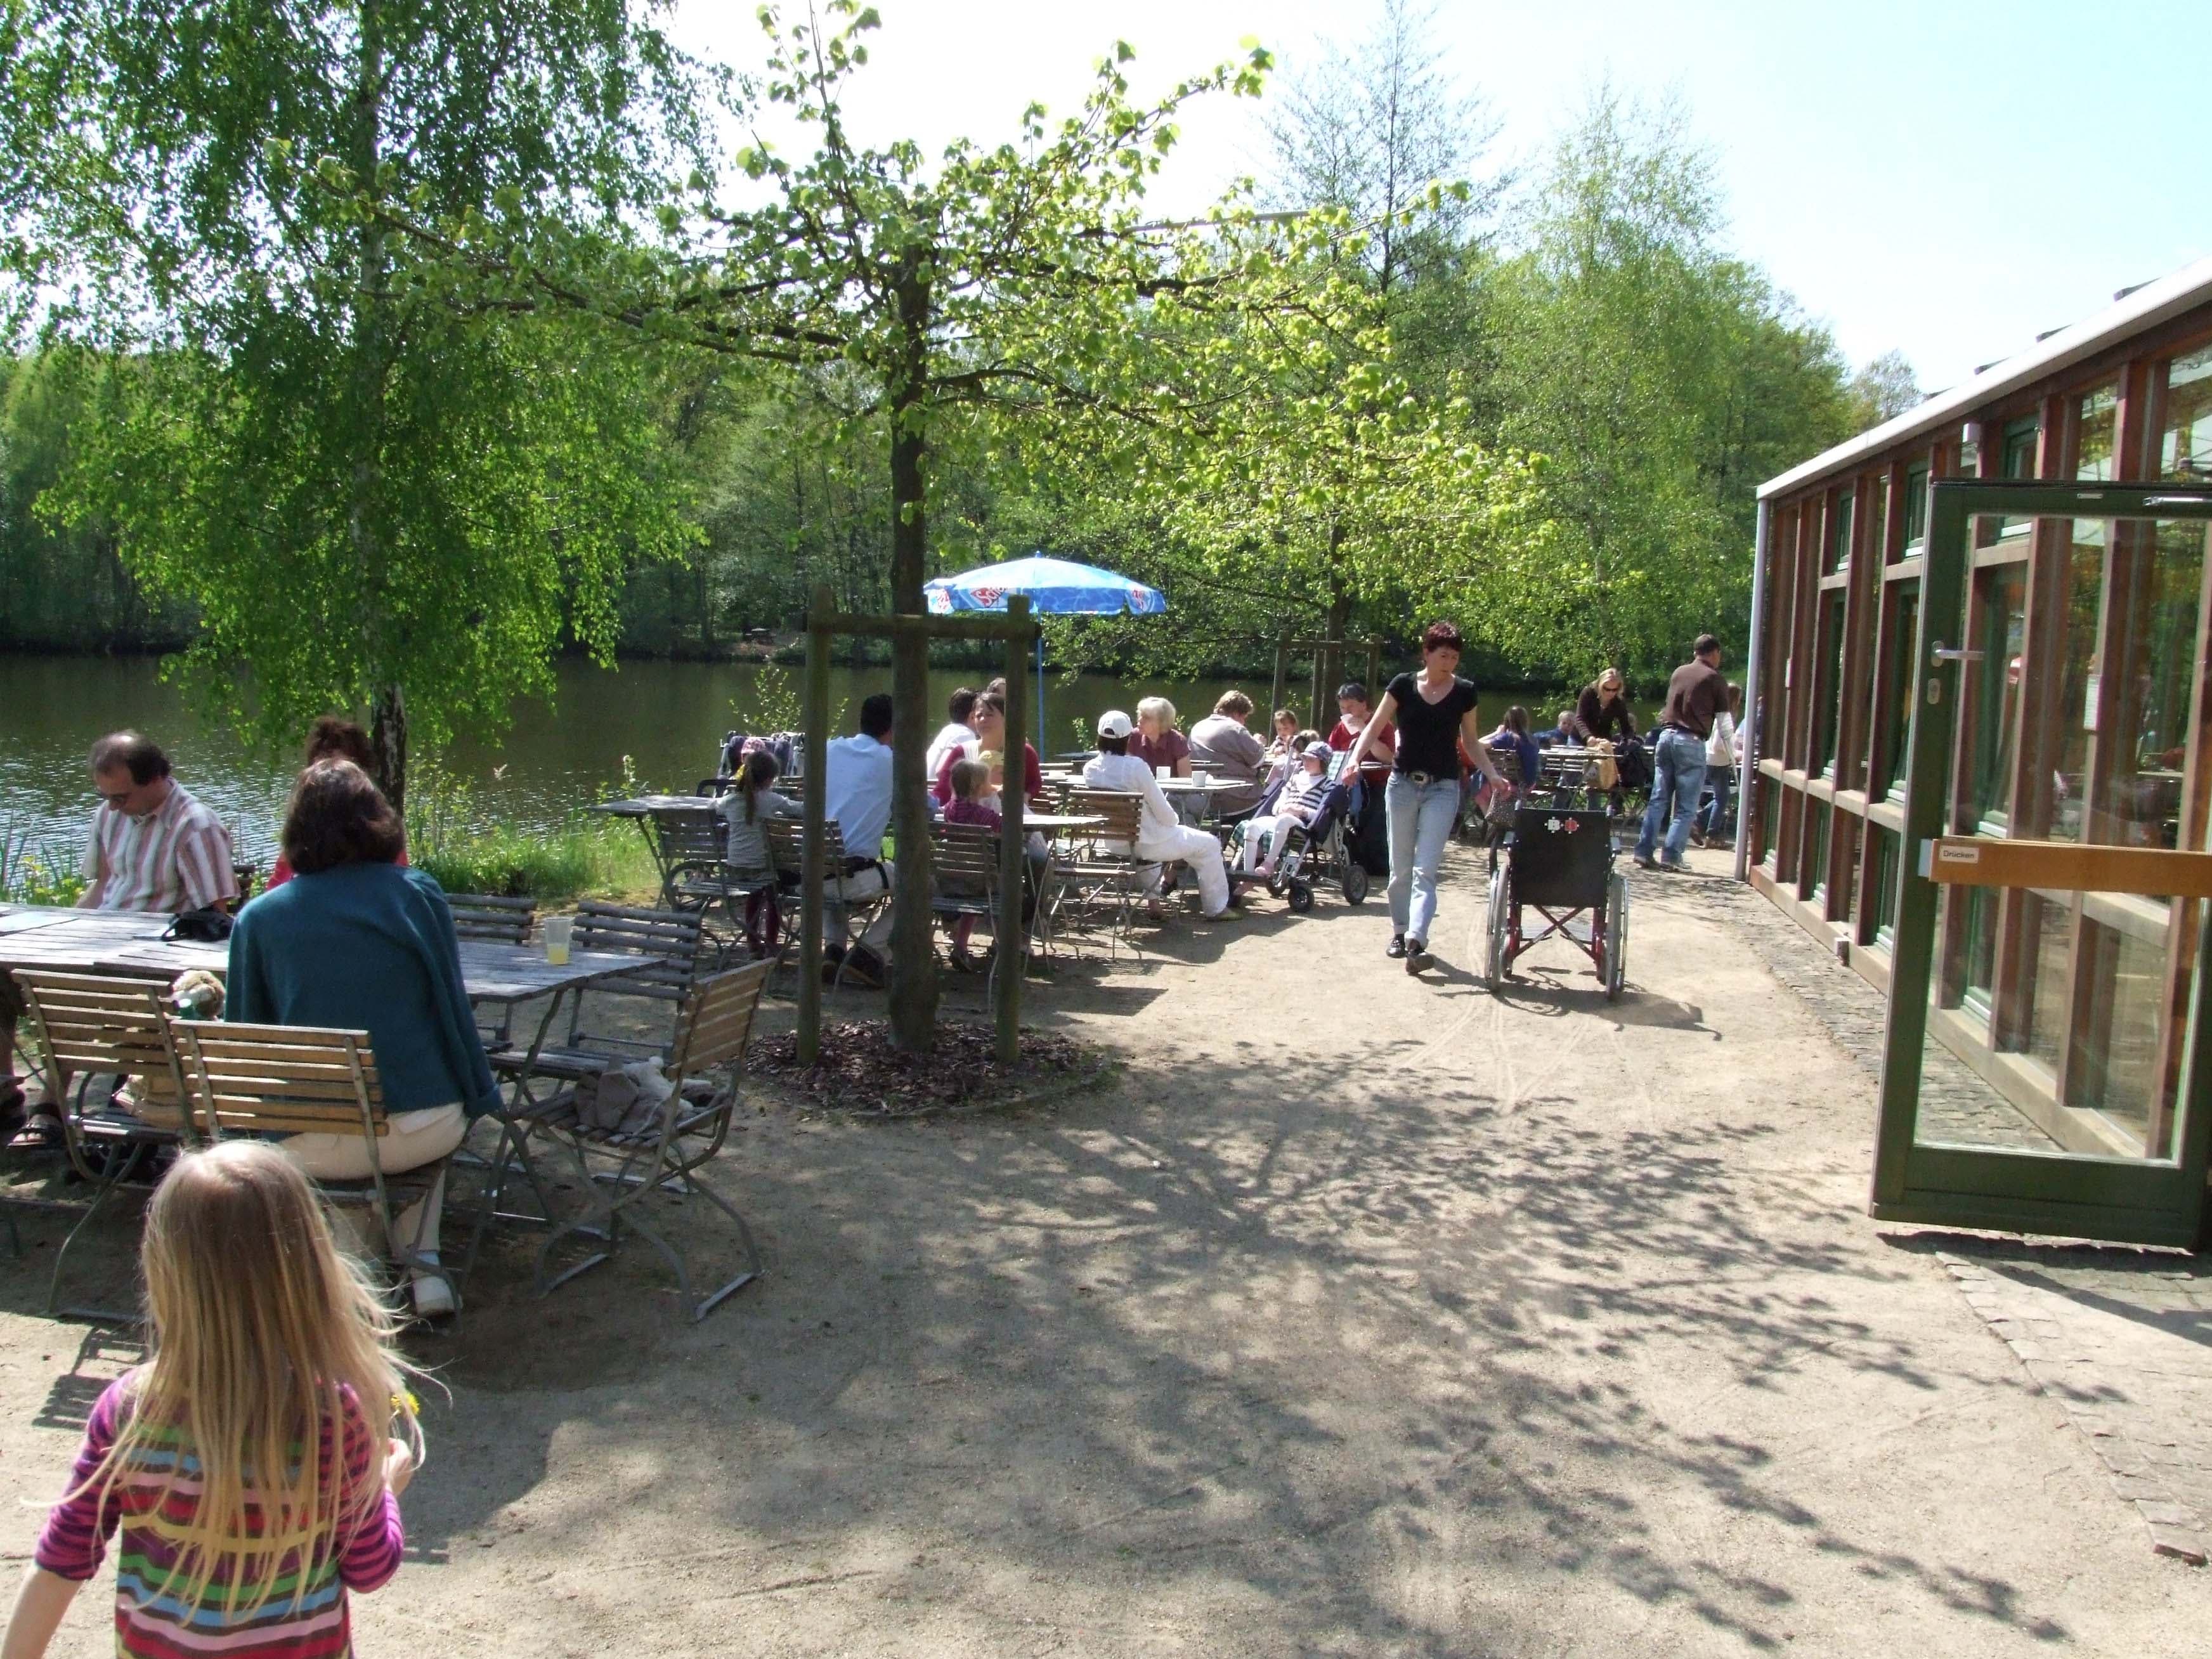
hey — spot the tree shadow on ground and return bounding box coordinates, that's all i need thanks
[371,1033,2079,1654]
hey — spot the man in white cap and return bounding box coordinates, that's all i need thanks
[1081,710,1236,919]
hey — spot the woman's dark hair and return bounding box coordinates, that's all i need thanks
[1727,682,1743,714]
[304,715,374,769]
[1421,621,1463,654]
[281,760,407,875]
[1098,732,1129,756]
[89,731,171,784]
[1504,705,1529,736]
[740,750,780,823]
[948,687,978,725]
[974,691,1006,720]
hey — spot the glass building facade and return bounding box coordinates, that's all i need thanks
[1748,268,2212,1161]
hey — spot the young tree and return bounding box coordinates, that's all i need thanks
[0,0,709,807]
[1849,349,1923,432]
[408,4,1305,1047]
[1480,91,1852,680]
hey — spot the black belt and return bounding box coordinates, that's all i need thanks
[842,856,885,877]
[1397,769,1447,786]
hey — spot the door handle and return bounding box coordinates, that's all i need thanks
[1929,642,1982,663]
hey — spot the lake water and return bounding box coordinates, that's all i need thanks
[0,655,1594,864]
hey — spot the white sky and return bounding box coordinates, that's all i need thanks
[671,0,2212,396]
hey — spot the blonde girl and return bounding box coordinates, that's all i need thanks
[6,1142,420,1658]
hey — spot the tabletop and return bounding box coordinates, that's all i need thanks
[587,795,719,817]
[0,906,645,1003]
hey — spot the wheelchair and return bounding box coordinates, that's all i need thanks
[1482,797,1628,1000]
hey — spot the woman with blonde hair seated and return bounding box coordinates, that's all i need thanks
[1129,696,1190,779]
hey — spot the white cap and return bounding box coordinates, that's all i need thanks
[1096,709,1135,739]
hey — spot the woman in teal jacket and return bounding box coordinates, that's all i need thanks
[190,759,495,1317]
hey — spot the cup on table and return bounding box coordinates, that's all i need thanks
[542,914,575,965]
[1155,765,1171,781]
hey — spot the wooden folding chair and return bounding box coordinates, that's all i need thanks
[1057,790,1152,960]
[169,1020,450,1304]
[11,971,195,1320]
[487,901,706,1086]
[444,892,537,944]
[765,819,889,992]
[930,822,1003,981]
[441,894,539,1051]
[528,960,776,1321]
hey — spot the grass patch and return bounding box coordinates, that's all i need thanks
[405,756,661,906]
[410,819,658,906]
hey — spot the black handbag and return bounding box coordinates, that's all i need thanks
[162,908,235,944]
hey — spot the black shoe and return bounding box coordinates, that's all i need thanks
[842,946,887,989]
[1405,939,1428,974]
[1633,854,1658,871]
[1386,934,1407,960]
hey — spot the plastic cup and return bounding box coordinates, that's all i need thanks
[543,914,574,965]
[1155,765,1171,781]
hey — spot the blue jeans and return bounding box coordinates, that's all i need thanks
[1636,729,1708,866]
[1697,765,1733,837]
[1386,773,1461,943]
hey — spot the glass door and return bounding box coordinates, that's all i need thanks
[1873,481,2212,1246]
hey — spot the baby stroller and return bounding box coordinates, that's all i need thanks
[1264,757,1370,913]
[1483,799,1627,999]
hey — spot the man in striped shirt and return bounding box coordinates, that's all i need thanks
[1,732,236,1138]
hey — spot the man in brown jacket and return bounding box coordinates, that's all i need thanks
[1634,634,1727,871]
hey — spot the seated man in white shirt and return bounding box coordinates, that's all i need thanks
[1081,710,1236,920]
[818,693,899,987]
[923,686,979,788]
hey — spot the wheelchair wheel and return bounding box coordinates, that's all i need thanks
[1484,863,1509,992]
[1286,880,1314,914]
[1343,862,1369,904]
[1603,868,1628,999]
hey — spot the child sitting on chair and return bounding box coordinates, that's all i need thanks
[1238,742,1334,876]
[942,758,1000,972]
[717,750,802,958]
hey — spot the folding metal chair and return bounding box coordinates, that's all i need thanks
[441,894,539,1051]
[170,1020,453,1306]
[528,960,776,1321]
[765,819,889,992]
[443,892,537,944]
[1055,790,1152,960]
[930,822,1003,982]
[488,901,706,1084]
[11,971,195,1320]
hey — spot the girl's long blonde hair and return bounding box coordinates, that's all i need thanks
[79,1142,422,1618]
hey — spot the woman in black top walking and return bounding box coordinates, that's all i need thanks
[1342,621,1506,973]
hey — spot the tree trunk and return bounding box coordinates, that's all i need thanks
[1323,535,1353,717]
[348,0,400,806]
[884,252,938,1051]
[370,682,408,817]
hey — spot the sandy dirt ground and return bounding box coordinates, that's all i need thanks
[3,840,2204,1656]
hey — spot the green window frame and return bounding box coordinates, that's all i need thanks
[1904,463,1930,547]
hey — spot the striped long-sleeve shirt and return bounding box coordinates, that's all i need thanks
[81,783,238,914]
[35,1373,405,1659]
